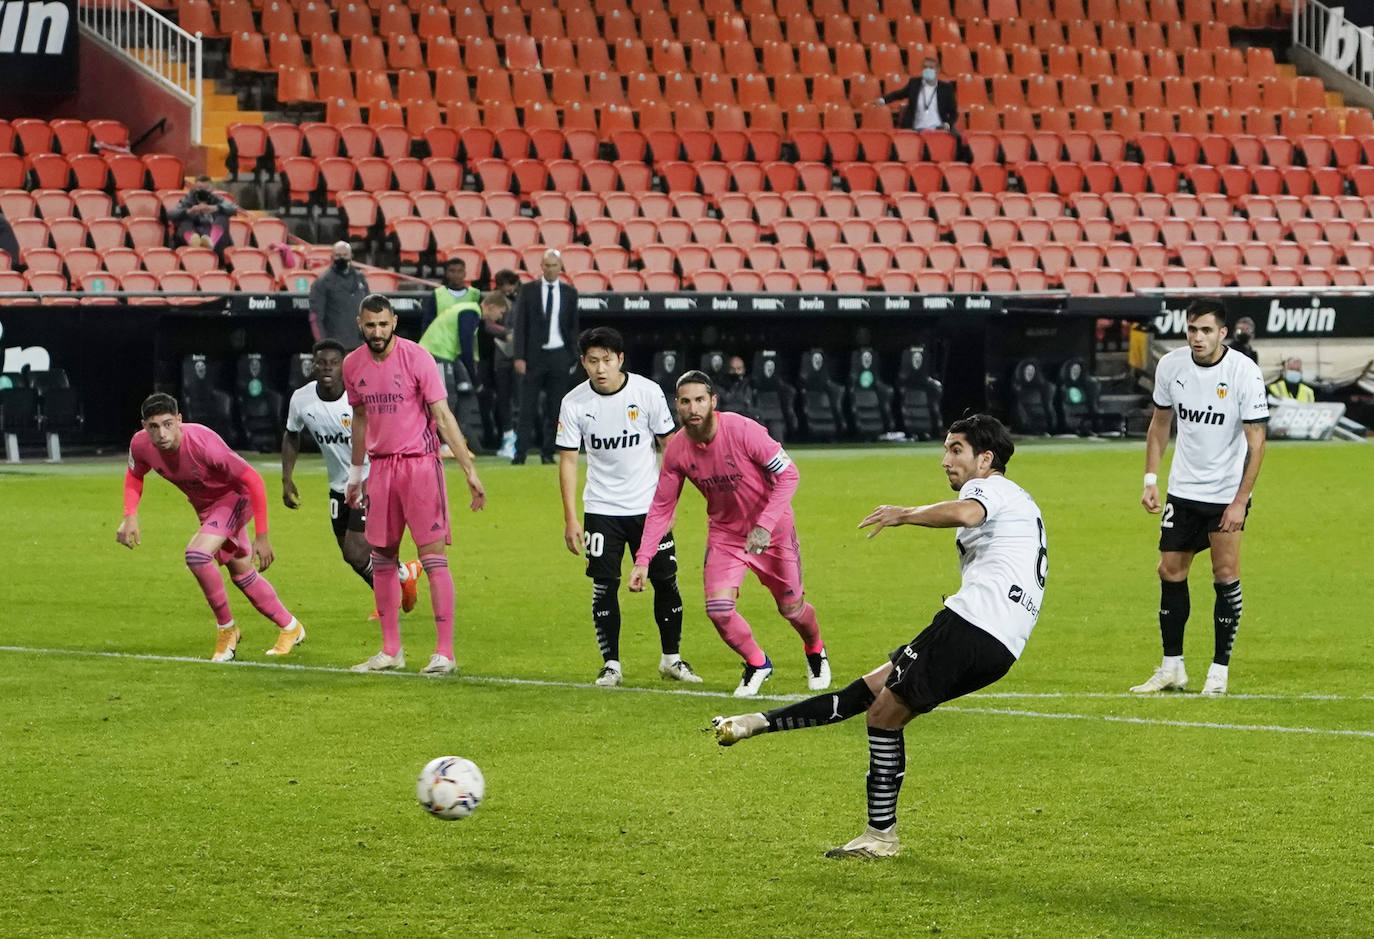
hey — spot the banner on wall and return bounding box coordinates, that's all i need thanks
[0,0,79,94]
[1150,296,1374,339]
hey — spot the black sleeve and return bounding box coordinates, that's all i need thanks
[566,284,580,343]
[512,284,530,361]
[882,78,915,103]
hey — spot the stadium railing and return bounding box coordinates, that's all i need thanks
[78,0,204,145]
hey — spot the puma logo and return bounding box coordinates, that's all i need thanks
[829,695,841,721]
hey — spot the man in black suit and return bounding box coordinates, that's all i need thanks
[876,56,958,132]
[512,249,579,465]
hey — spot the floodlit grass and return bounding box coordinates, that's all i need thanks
[2,441,1372,937]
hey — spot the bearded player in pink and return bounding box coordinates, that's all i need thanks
[344,293,486,676]
[116,393,304,662]
[629,370,830,696]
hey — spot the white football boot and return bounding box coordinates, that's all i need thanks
[711,713,767,747]
[1200,663,1228,696]
[825,825,901,859]
[351,650,406,673]
[1129,659,1188,693]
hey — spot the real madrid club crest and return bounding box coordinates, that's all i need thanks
[1216,382,1228,400]
[626,403,640,423]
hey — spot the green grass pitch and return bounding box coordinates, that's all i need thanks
[2,440,1372,937]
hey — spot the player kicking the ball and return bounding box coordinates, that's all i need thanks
[629,370,830,697]
[711,415,1047,859]
[281,339,421,619]
[116,393,304,661]
[344,294,486,676]
[556,327,700,687]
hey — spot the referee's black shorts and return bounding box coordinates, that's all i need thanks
[1158,493,1250,554]
[583,512,677,581]
[329,489,367,541]
[885,608,1016,715]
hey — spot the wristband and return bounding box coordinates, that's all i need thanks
[1143,473,1158,487]
[347,465,363,487]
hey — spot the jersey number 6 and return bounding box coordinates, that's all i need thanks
[1035,516,1048,589]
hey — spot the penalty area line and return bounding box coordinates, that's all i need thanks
[2,645,1372,739]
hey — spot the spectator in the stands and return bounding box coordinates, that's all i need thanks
[1267,357,1316,402]
[1229,316,1259,364]
[308,241,370,350]
[169,176,240,261]
[875,56,958,132]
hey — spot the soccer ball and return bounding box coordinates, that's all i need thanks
[416,756,485,820]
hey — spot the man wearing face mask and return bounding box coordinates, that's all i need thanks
[875,56,958,133]
[309,241,371,350]
[1267,357,1316,402]
[1228,316,1259,364]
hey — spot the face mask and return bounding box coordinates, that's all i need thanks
[1285,370,1302,383]
[1233,332,1251,344]
[922,68,937,82]
[332,258,349,273]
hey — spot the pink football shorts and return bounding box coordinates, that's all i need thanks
[702,524,805,604]
[365,454,450,548]
[197,493,252,565]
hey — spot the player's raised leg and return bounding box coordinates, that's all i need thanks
[713,663,885,746]
[1204,530,1244,696]
[1131,549,1193,693]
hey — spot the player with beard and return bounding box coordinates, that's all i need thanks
[343,294,486,676]
[282,339,421,619]
[629,371,830,697]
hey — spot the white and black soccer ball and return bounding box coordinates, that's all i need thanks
[416,756,485,820]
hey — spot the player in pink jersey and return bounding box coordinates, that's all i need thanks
[115,393,304,662]
[629,370,830,696]
[343,293,486,676]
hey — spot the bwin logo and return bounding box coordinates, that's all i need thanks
[1177,403,1225,425]
[588,429,640,450]
[0,1,70,54]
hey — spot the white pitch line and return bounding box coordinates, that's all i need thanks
[945,705,1374,739]
[1,645,1372,740]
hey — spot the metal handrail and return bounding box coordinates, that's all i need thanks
[1293,0,1374,96]
[76,0,204,144]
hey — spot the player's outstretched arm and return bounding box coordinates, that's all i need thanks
[1142,407,1173,513]
[280,429,302,508]
[558,449,583,555]
[860,499,985,537]
[429,398,485,511]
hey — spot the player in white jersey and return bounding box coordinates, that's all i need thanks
[556,327,701,687]
[281,340,420,616]
[1134,299,1268,697]
[711,414,1047,860]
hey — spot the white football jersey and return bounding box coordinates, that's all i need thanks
[944,474,1047,660]
[556,372,675,516]
[1152,346,1269,504]
[286,381,367,492]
